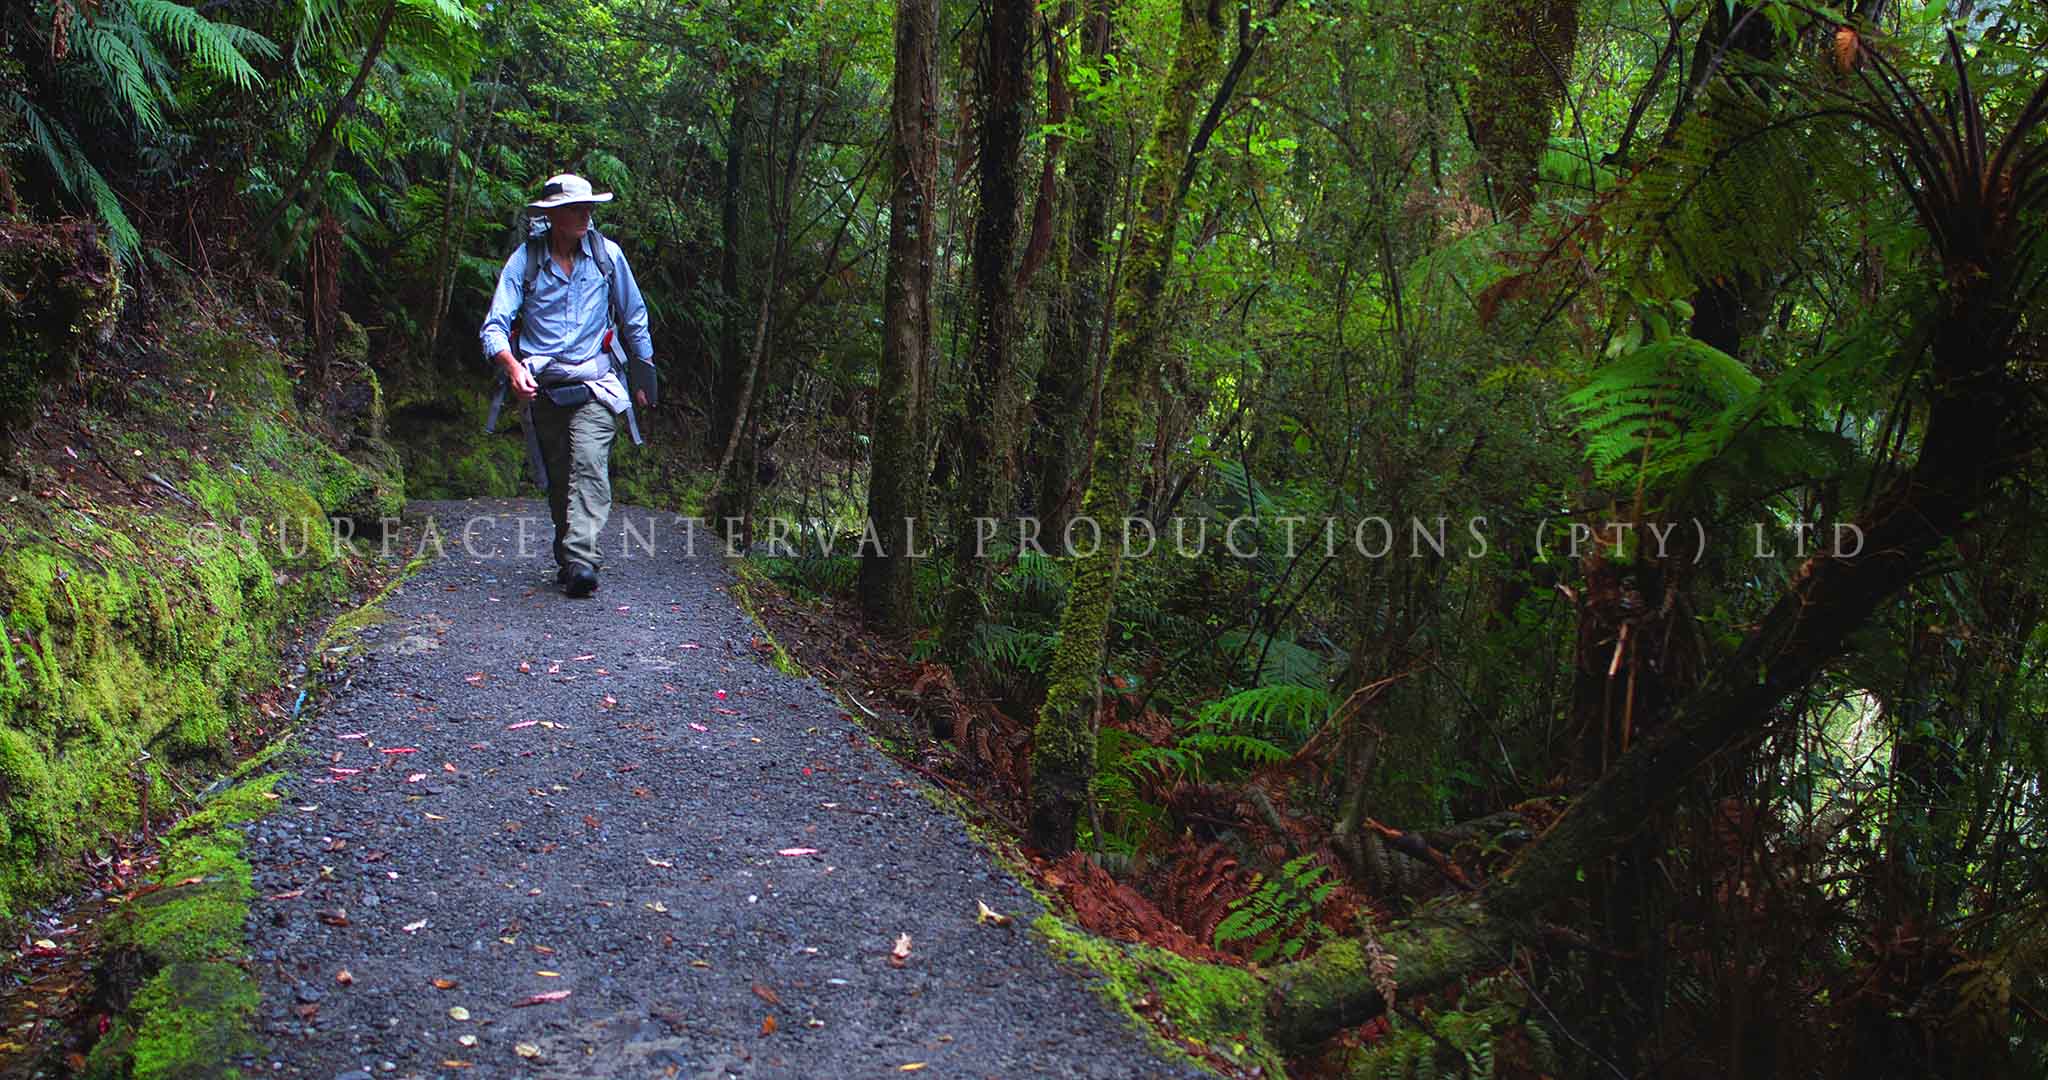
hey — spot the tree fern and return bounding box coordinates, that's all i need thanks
[1563,333,1760,486]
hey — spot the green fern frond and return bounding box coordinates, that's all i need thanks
[73,25,163,131]
[1196,683,1336,745]
[1563,336,1759,484]
[127,0,273,88]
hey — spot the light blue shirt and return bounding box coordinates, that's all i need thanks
[480,230,654,414]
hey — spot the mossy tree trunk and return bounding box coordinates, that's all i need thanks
[1027,0,1115,542]
[1466,0,1577,220]
[939,0,1035,657]
[860,0,941,630]
[1027,0,1224,855]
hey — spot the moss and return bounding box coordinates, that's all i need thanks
[1034,914,1285,1076]
[725,562,807,678]
[85,773,278,1080]
[0,288,389,917]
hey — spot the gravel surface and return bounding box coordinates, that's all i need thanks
[239,500,1205,1080]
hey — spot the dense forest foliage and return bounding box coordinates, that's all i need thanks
[3,0,2045,1075]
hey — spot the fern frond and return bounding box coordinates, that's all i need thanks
[127,0,272,89]
[1196,683,1336,745]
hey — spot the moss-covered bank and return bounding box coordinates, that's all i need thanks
[0,276,402,919]
[81,773,281,1080]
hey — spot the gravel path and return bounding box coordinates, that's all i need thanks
[239,500,1204,1080]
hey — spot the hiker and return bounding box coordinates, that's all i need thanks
[481,173,657,597]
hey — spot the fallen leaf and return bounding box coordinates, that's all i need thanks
[752,983,782,1006]
[506,720,538,730]
[777,848,819,857]
[975,900,1012,927]
[688,722,708,733]
[572,654,596,662]
[335,969,354,985]
[536,970,561,978]
[900,1065,928,1073]
[690,959,711,969]
[518,661,531,674]
[406,773,427,783]
[328,767,360,776]
[335,733,368,741]
[514,1043,541,1059]
[646,856,674,868]
[266,889,304,901]
[465,672,485,686]
[403,919,429,933]
[889,933,912,968]
[600,694,618,710]
[380,747,419,755]
[425,813,447,821]
[448,1005,471,1021]
[443,762,457,773]
[646,901,669,913]
[759,1015,778,1036]
[432,978,459,990]
[440,1061,472,1069]
[680,642,701,649]
[511,990,571,1007]
[457,1034,477,1048]
[583,815,602,829]
[317,909,350,927]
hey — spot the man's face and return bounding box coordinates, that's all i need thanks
[546,203,594,244]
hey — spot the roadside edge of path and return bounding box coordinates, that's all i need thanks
[80,549,436,1080]
[723,555,1286,1079]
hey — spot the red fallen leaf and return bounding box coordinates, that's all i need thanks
[595,668,611,676]
[582,815,601,829]
[759,1015,778,1036]
[294,1003,319,1020]
[776,848,819,857]
[752,983,782,1006]
[715,690,728,700]
[267,888,305,900]
[688,723,708,733]
[317,909,351,927]
[335,969,354,985]
[617,764,640,773]
[465,672,486,686]
[679,643,701,650]
[506,720,538,730]
[632,787,652,798]
[571,654,596,662]
[443,762,458,773]
[889,933,912,967]
[381,747,419,755]
[329,767,361,776]
[518,661,532,673]
[406,773,427,783]
[511,990,571,1007]
[601,695,618,709]
[175,875,205,886]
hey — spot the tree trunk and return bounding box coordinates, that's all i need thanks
[423,80,469,356]
[254,0,399,267]
[859,0,941,629]
[938,0,1035,657]
[713,77,758,459]
[1027,0,1113,541]
[1466,0,1578,220]
[1027,0,1224,855]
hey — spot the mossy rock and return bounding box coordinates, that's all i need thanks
[0,218,121,442]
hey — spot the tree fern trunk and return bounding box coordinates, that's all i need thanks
[254,0,398,268]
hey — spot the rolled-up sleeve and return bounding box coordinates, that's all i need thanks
[480,246,527,360]
[609,239,655,362]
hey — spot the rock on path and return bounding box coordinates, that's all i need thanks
[240,500,1204,1080]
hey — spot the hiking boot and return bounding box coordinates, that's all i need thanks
[562,563,598,598]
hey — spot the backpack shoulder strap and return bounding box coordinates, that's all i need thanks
[587,224,623,326]
[520,229,548,293]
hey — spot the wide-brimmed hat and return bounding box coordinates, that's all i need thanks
[528,173,614,209]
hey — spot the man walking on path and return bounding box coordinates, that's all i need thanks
[482,173,657,597]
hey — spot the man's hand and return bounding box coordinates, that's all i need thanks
[497,351,537,403]
[634,388,650,410]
